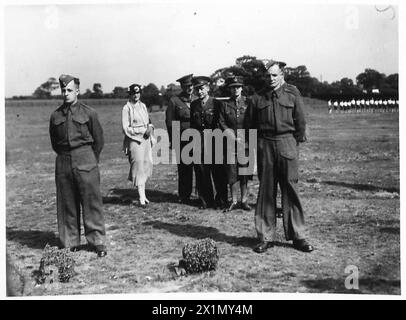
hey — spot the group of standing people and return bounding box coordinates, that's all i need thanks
[166,74,252,211]
[49,59,313,257]
[165,60,313,253]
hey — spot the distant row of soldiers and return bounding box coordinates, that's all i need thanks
[328,98,399,113]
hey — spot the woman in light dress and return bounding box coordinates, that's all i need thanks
[122,84,154,207]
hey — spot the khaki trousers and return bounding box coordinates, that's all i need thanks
[55,154,106,248]
[255,135,305,241]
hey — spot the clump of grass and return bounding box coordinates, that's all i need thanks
[33,244,76,284]
[180,238,219,274]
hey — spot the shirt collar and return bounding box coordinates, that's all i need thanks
[128,100,142,107]
[179,91,192,102]
[62,101,79,115]
[275,82,286,98]
[268,82,287,99]
[201,95,210,105]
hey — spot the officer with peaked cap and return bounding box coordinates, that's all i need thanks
[218,76,253,211]
[165,74,196,203]
[190,76,228,209]
[246,60,313,253]
[49,74,107,257]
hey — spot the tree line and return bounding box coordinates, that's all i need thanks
[12,55,398,107]
[210,55,398,100]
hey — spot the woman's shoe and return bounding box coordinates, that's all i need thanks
[140,199,148,208]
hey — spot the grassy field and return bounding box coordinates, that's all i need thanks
[5,98,400,296]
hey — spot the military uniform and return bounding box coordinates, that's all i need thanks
[218,95,252,185]
[190,78,228,208]
[49,75,106,252]
[165,74,195,201]
[247,82,307,242]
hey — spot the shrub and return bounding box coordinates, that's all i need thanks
[180,238,219,274]
[33,244,76,284]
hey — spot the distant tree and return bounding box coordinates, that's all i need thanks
[91,83,103,98]
[384,73,398,90]
[285,65,310,79]
[142,83,161,108]
[210,56,401,101]
[235,55,258,67]
[112,86,128,99]
[159,85,166,95]
[356,69,385,91]
[33,77,59,99]
[163,83,181,102]
[285,65,313,97]
[379,73,399,96]
[340,77,354,88]
[307,77,324,98]
[211,55,269,96]
[81,89,93,99]
[160,83,180,108]
[338,77,363,98]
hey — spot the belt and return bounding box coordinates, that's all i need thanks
[57,144,92,155]
[258,131,293,140]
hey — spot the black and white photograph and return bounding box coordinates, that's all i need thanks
[1,0,403,300]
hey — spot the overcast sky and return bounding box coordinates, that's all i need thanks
[3,0,399,97]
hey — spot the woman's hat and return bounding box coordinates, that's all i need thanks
[128,84,142,94]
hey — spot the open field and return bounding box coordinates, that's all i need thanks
[5,98,400,296]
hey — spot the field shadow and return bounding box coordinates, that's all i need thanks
[321,180,399,193]
[272,241,294,249]
[6,227,59,249]
[143,220,259,248]
[379,226,400,234]
[301,277,400,294]
[103,188,179,205]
